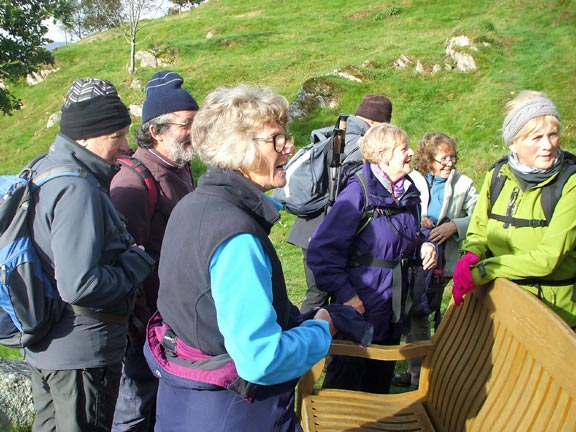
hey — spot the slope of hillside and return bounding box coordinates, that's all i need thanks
[2,0,574,179]
[0,0,574,305]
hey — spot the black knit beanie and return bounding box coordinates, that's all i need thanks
[60,78,131,140]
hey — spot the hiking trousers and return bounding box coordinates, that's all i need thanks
[112,342,158,432]
[29,362,122,432]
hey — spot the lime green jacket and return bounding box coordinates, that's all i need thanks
[463,158,576,327]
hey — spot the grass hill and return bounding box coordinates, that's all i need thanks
[0,0,575,306]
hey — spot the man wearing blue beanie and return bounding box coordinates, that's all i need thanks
[110,70,199,432]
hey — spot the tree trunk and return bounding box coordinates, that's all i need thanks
[129,36,136,74]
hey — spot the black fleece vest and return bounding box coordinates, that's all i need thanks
[157,167,294,355]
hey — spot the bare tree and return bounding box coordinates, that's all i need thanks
[113,0,165,74]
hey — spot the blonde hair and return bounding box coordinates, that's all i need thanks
[191,84,289,171]
[359,123,409,164]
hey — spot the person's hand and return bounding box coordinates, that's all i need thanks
[420,242,437,270]
[428,221,457,245]
[421,216,435,229]
[452,252,480,306]
[344,294,365,315]
[313,308,336,336]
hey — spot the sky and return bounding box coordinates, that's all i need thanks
[43,1,181,43]
[45,20,66,42]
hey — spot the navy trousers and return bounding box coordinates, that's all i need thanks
[155,378,302,432]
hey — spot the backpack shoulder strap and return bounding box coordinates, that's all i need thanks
[404,174,422,231]
[117,156,159,215]
[354,171,372,236]
[487,155,548,227]
[540,151,576,221]
[488,155,509,213]
[22,154,92,188]
[32,166,89,187]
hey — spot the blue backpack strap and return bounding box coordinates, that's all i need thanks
[22,154,91,189]
[32,166,88,188]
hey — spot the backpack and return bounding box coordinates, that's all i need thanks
[273,115,349,218]
[0,161,88,348]
[117,156,159,216]
[407,230,451,329]
[488,151,576,228]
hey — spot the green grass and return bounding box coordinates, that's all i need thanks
[0,346,23,360]
[0,0,575,362]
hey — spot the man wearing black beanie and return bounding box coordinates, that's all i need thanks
[110,70,199,432]
[25,78,155,432]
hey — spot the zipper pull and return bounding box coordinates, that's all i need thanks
[503,187,519,229]
[1,264,6,285]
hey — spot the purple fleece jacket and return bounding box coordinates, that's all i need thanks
[307,163,424,343]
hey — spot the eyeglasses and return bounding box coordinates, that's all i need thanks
[252,133,294,153]
[434,156,458,165]
[163,119,194,129]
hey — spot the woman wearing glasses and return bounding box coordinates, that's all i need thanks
[392,132,478,390]
[307,123,437,394]
[145,85,335,431]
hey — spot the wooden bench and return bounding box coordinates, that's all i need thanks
[297,278,576,431]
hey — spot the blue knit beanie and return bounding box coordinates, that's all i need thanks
[142,70,199,123]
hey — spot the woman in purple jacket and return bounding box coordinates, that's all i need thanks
[307,123,437,393]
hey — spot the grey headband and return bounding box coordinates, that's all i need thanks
[502,96,560,146]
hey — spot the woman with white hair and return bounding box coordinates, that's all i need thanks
[453,91,576,329]
[145,85,335,431]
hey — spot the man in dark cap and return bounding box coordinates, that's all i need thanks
[110,70,199,432]
[26,78,155,431]
[287,94,393,313]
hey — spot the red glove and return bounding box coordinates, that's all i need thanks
[452,252,480,306]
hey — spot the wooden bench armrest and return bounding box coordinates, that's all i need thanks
[297,340,433,404]
[297,339,434,421]
[329,339,434,361]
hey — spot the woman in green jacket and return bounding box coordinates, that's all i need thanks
[453,91,576,329]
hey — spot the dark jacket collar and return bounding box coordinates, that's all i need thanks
[51,133,119,189]
[198,166,281,234]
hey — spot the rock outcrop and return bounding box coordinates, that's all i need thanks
[0,359,34,430]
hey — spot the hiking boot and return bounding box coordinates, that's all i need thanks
[392,371,412,388]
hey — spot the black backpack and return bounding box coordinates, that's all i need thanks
[488,152,576,228]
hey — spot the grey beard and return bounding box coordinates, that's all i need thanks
[168,139,194,164]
